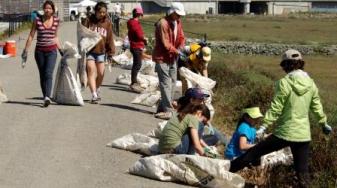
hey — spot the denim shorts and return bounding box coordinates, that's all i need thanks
[86,53,105,63]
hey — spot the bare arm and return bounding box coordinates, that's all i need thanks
[190,128,204,156]
[200,139,208,148]
[239,136,255,151]
[23,21,37,51]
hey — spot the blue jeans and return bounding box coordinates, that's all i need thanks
[34,49,57,98]
[155,62,177,113]
[202,126,228,146]
[174,124,204,154]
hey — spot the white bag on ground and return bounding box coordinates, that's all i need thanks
[261,147,293,168]
[116,73,159,89]
[76,21,102,89]
[106,133,159,156]
[131,90,161,107]
[140,59,156,75]
[53,42,84,106]
[147,121,168,138]
[129,154,245,188]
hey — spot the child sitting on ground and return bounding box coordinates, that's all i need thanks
[159,103,217,158]
[225,107,263,160]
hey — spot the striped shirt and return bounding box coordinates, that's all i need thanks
[36,16,59,51]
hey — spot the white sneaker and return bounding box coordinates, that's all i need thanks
[96,89,101,101]
[43,97,51,107]
[90,96,98,104]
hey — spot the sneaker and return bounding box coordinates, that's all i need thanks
[130,83,145,93]
[43,97,51,107]
[90,96,98,104]
[154,111,172,120]
[96,88,101,101]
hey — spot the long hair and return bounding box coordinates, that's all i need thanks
[235,113,250,130]
[43,0,55,13]
[94,1,108,13]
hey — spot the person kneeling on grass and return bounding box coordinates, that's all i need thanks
[159,103,217,158]
[225,107,263,160]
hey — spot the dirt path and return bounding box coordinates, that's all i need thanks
[0,21,189,188]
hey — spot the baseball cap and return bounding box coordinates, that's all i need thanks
[201,46,211,62]
[242,107,263,119]
[185,88,210,100]
[282,49,302,61]
[134,6,143,15]
[168,2,186,16]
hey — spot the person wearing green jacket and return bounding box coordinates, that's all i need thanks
[229,49,332,188]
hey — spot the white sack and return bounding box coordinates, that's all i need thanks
[261,147,293,168]
[129,154,245,188]
[147,121,168,138]
[116,73,159,89]
[131,90,161,107]
[106,133,159,156]
[53,42,84,106]
[140,59,156,75]
[76,21,102,89]
[179,67,216,91]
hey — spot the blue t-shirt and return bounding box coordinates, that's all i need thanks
[225,122,256,160]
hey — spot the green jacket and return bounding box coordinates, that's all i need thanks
[263,70,327,142]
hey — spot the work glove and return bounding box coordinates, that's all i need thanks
[21,50,28,68]
[177,50,187,62]
[203,146,219,159]
[322,123,332,135]
[256,126,267,139]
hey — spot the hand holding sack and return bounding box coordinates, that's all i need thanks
[203,146,219,159]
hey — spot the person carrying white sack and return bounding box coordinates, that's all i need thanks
[21,0,63,107]
[81,1,115,104]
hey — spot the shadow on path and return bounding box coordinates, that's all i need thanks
[26,97,44,100]
[5,100,43,108]
[100,103,153,115]
[101,84,133,93]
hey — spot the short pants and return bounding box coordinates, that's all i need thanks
[86,52,105,63]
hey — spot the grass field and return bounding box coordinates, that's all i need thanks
[135,14,337,45]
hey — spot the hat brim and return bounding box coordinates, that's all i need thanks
[203,55,211,62]
[248,112,263,119]
[175,10,186,16]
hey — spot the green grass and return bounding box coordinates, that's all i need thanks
[137,14,337,45]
